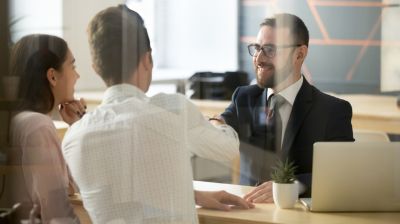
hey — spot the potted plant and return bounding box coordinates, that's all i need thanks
[271,159,298,209]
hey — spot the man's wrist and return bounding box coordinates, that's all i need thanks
[208,115,225,125]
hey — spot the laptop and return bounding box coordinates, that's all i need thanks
[300,142,400,212]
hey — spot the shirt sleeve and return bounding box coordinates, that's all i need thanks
[21,125,79,224]
[182,95,239,165]
[220,87,240,132]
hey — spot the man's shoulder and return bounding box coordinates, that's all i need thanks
[149,92,194,112]
[63,108,109,140]
[150,92,186,103]
[234,84,264,98]
[12,111,53,132]
[310,86,351,109]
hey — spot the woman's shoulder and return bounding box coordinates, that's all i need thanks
[12,111,55,133]
[14,111,52,123]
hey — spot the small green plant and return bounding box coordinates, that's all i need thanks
[270,159,297,184]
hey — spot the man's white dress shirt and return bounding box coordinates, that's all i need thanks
[270,76,306,193]
[62,84,239,224]
[268,76,303,146]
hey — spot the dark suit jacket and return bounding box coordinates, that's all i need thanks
[221,78,354,196]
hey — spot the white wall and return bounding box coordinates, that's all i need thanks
[63,0,124,91]
[64,0,239,91]
[10,0,123,91]
[10,0,240,91]
[9,0,62,42]
[155,0,239,72]
[381,0,400,92]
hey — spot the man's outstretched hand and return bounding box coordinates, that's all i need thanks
[195,190,255,211]
[243,181,274,203]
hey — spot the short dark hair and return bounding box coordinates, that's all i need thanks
[260,13,309,47]
[10,34,68,114]
[87,5,151,85]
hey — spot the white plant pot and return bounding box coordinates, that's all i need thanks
[272,182,298,209]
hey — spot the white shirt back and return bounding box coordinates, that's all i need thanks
[62,84,239,224]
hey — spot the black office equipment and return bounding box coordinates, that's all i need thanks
[189,71,249,100]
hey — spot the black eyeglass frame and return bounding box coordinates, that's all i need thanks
[247,43,303,58]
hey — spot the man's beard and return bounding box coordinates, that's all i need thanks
[255,60,293,89]
[255,63,275,89]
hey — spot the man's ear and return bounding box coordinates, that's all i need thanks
[47,68,57,87]
[296,45,308,61]
[143,51,153,71]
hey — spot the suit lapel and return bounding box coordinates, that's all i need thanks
[281,79,313,159]
[251,88,267,124]
[250,88,268,147]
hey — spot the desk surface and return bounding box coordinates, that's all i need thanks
[339,94,400,120]
[193,94,400,135]
[339,94,400,134]
[53,120,68,140]
[70,181,400,224]
[194,181,400,224]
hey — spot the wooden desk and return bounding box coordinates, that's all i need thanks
[194,181,400,224]
[339,94,400,135]
[70,195,92,224]
[53,120,69,140]
[74,91,104,113]
[69,181,400,224]
[193,95,400,135]
[190,99,230,118]
[75,91,400,134]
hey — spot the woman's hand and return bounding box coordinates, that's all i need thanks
[59,98,87,126]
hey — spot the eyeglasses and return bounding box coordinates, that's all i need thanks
[247,43,302,58]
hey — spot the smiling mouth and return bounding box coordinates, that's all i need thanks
[257,62,273,70]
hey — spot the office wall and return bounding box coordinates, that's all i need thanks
[239,0,398,94]
[154,0,239,72]
[381,0,400,92]
[8,0,122,91]
[9,0,62,42]
[63,0,124,91]
[63,0,239,91]
[9,0,398,94]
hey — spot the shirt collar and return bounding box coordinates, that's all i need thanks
[102,83,147,105]
[273,75,303,106]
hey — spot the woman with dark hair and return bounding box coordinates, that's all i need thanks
[7,34,85,223]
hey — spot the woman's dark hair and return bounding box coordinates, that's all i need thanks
[10,34,68,114]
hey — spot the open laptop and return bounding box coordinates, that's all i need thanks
[300,142,400,212]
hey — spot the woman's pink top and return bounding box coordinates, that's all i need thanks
[9,111,79,223]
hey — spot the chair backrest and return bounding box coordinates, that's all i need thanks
[353,129,390,142]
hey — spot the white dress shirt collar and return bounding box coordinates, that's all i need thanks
[102,83,147,105]
[277,75,303,106]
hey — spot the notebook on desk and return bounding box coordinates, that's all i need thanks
[300,142,400,212]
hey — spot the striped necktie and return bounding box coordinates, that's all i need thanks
[266,94,285,153]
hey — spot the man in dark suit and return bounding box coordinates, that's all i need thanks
[210,13,354,202]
